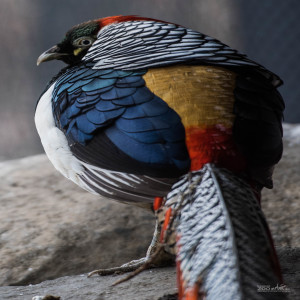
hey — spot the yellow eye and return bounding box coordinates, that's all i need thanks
[73,37,95,47]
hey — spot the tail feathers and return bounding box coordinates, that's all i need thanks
[158,164,285,300]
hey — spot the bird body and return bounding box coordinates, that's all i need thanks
[36,15,285,299]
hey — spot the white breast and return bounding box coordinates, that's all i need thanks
[34,83,86,187]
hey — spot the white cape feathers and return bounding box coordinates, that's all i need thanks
[83,20,281,86]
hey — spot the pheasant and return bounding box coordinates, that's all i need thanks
[36,15,285,300]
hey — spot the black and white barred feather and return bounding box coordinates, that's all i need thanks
[159,164,285,300]
[84,20,282,87]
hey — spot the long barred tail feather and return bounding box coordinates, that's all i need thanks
[157,164,285,300]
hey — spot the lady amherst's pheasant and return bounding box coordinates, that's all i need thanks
[36,15,285,300]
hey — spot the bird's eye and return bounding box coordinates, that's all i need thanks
[82,40,91,45]
[73,37,95,47]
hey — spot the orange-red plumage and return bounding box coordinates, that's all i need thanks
[185,125,246,172]
[185,285,201,300]
[98,15,169,28]
[153,196,164,211]
[160,207,172,242]
[176,259,184,300]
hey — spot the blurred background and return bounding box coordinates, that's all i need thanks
[0,0,299,161]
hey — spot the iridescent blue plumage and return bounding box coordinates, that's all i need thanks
[52,63,190,172]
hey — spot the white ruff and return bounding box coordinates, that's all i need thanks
[34,83,93,192]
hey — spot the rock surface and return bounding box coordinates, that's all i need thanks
[0,123,299,299]
[262,123,300,248]
[0,253,298,300]
[0,268,178,300]
[0,155,155,286]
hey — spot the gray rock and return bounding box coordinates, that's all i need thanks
[0,155,155,286]
[262,124,300,248]
[0,267,177,300]
[0,250,298,300]
[0,124,299,299]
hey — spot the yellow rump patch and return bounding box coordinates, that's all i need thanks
[143,65,236,128]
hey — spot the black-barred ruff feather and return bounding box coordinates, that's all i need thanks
[157,164,285,300]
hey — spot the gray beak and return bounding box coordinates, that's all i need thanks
[37,45,68,66]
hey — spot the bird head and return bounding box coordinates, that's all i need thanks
[37,19,100,66]
[37,15,167,67]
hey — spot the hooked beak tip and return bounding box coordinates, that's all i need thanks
[36,57,43,66]
[37,45,66,66]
